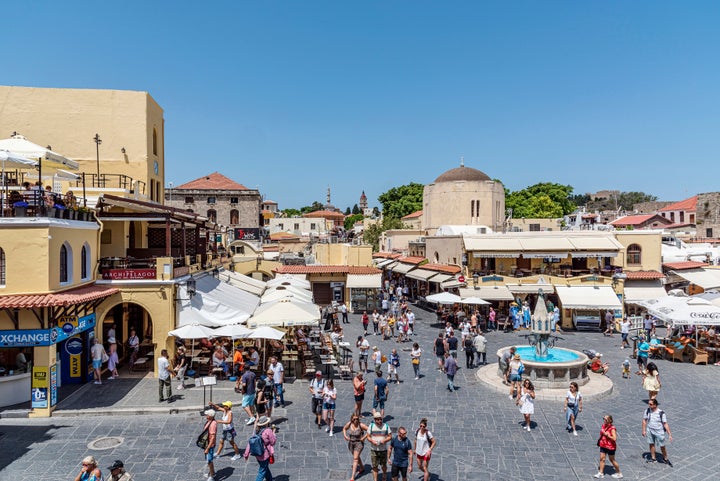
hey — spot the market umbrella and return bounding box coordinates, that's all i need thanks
[260,288,313,304]
[246,325,286,368]
[426,292,462,305]
[646,296,720,327]
[168,323,216,369]
[266,275,311,290]
[460,296,491,305]
[248,298,321,328]
[0,150,37,217]
[212,324,253,374]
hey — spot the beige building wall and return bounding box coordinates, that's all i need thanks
[509,218,563,232]
[0,220,99,294]
[314,243,373,266]
[425,236,464,266]
[0,85,166,203]
[423,180,505,232]
[380,229,426,254]
[612,231,663,271]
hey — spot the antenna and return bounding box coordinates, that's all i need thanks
[460,156,464,167]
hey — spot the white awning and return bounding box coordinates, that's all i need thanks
[429,273,453,284]
[519,237,575,251]
[458,286,514,301]
[464,236,524,252]
[347,274,382,289]
[218,269,266,296]
[624,282,669,304]
[555,285,622,310]
[568,236,624,251]
[375,259,395,268]
[571,251,618,258]
[405,269,438,281]
[507,283,556,294]
[521,253,569,259]
[672,268,720,290]
[177,274,260,327]
[392,263,417,274]
[441,276,466,289]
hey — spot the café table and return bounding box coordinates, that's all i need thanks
[704,346,720,364]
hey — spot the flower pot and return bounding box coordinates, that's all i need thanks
[13,206,27,217]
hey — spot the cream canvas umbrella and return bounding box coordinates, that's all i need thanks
[168,323,216,369]
[426,292,462,305]
[266,275,311,290]
[261,288,313,304]
[0,150,37,217]
[248,298,321,328]
[460,296,491,305]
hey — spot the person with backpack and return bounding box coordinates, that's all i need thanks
[309,371,326,429]
[368,411,392,481]
[387,349,401,384]
[210,401,242,461]
[414,418,436,481]
[642,399,673,466]
[433,332,446,371]
[200,409,218,481]
[243,416,277,481]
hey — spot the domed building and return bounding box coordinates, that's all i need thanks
[422,162,505,233]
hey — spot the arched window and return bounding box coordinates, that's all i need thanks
[0,247,5,286]
[207,209,217,222]
[152,128,158,155]
[230,209,239,225]
[81,243,90,280]
[627,244,642,265]
[60,244,68,283]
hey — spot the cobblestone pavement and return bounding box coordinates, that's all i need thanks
[2,307,719,480]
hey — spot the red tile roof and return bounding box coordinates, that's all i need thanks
[269,232,300,240]
[659,195,697,212]
[420,263,462,274]
[609,214,656,226]
[662,261,708,270]
[373,252,402,259]
[397,256,426,265]
[0,285,119,309]
[274,265,381,274]
[302,210,345,219]
[624,270,665,280]
[402,210,423,220]
[176,172,249,190]
[262,245,279,251]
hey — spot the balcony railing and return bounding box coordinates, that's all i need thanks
[99,252,228,281]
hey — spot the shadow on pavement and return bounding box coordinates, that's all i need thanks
[0,423,64,471]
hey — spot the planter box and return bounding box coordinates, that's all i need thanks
[13,206,27,217]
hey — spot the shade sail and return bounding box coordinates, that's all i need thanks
[391,263,416,274]
[177,274,259,327]
[555,285,622,310]
[459,286,515,301]
[346,274,382,289]
[218,269,266,296]
[425,292,462,304]
[623,281,668,304]
[248,298,321,328]
[672,268,720,290]
[405,269,438,281]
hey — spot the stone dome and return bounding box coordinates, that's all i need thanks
[434,166,491,183]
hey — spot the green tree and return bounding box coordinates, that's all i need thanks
[344,207,351,215]
[363,216,403,251]
[569,193,591,206]
[377,183,424,219]
[506,182,575,218]
[344,213,364,231]
[352,204,360,215]
[282,208,301,217]
[299,201,324,214]
[616,191,657,210]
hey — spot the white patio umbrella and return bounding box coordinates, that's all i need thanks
[248,298,321,328]
[212,324,252,338]
[261,288,313,304]
[646,296,720,326]
[460,296,491,305]
[426,292,462,305]
[168,323,216,369]
[246,326,286,340]
[1,150,38,218]
[266,275,311,289]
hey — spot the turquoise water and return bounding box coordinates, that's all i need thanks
[516,345,581,363]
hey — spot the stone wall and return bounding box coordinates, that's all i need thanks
[165,189,261,229]
[632,201,674,214]
[697,192,720,238]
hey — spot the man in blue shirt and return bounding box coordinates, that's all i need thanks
[636,339,650,374]
[373,371,389,419]
[388,426,413,481]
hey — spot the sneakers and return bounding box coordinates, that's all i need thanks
[245,417,256,425]
[665,459,673,467]
[177,385,184,390]
[508,395,514,400]
[611,474,623,479]
[525,426,531,432]
[573,430,578,436]
[207,476,215,481]
[329,431,334,437]
[415,377,419,380]
[593,473,605,478]
[231,454,241,461]
[325,426,330,433]
[108,376,115,380]
[94,381,102,385]
[646,458,657,463]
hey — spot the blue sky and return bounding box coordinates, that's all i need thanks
[4,1,719,211]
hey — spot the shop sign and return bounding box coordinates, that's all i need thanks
[330,282,345,288]
[233,228,260,240]
[66,337,83,378]
[101,269,156,280]
[31,388,48,409]
[32,366,48,387]
[32,365,50,409]
[50,364,58,407]
[482,275,503,282]
[0,313,96,347]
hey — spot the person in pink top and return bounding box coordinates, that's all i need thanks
[244,416,277,481]
[594,414,623,479]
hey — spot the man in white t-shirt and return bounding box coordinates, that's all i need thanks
[157,349,172,403]
[406,310,415,335]
[269,357,285,408]
[357,336,370,373]
[620,318,632,349]
[340,303,348,324]
[90,339,105,385]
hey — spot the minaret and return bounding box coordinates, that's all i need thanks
[327,186,331,205]
[359,190,367,211]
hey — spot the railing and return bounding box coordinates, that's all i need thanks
[72,173,146,196]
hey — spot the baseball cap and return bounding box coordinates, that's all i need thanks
[315,370,322,376]
[107,460,124,470]
[204,409,216,417]
[221,401,232,408]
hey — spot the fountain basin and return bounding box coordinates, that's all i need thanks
[497,346,589,389]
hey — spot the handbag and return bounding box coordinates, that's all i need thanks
[196,428,210,449]
[102,351,109,363]
[411,358,420,365]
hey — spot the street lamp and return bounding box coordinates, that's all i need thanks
[93,133,102,186]
[167,181,173,203]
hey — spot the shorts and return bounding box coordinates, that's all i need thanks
[92,360,102,370]
[354,394,365,402]
[648,431,666,448]
[221,428,236,441]
[391,464,408,478]
[256,402,266,415]
[359,354,368,362]
[435,354,444,361]
[323,402,336,411]
[621,333,628,342]
[388,365,397,375]
[370,449,388,468]
[205,447,215,463]
[637,356,648,368]
[509,374,522,382]
[312,397,323,415]
[599,447,616,456]
[372,397,386,410]
[242,394,255,407]
[417,453,431,462]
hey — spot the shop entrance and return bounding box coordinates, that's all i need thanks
[100,302,154,366]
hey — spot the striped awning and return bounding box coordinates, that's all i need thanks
[391,263,416,274]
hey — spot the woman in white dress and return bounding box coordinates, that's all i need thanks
[516,379,536,431]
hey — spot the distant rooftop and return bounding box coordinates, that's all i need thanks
[176,172,249,190]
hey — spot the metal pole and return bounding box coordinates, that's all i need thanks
[82,172,87,207]
[93,133,102,187]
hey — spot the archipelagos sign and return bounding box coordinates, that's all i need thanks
[0,313,96,348]
[102,269,156,280]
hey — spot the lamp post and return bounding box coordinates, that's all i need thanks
[93,133,102,187]
[167,181,173,204]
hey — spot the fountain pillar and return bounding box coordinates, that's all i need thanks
[530,290,553,358]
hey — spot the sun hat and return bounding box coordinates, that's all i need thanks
[256,416,271,427]
[222,401,232,408]
[373,411,383,419]
[204,409,216,417]
[514,353,521,360]
[107,460,124,470]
